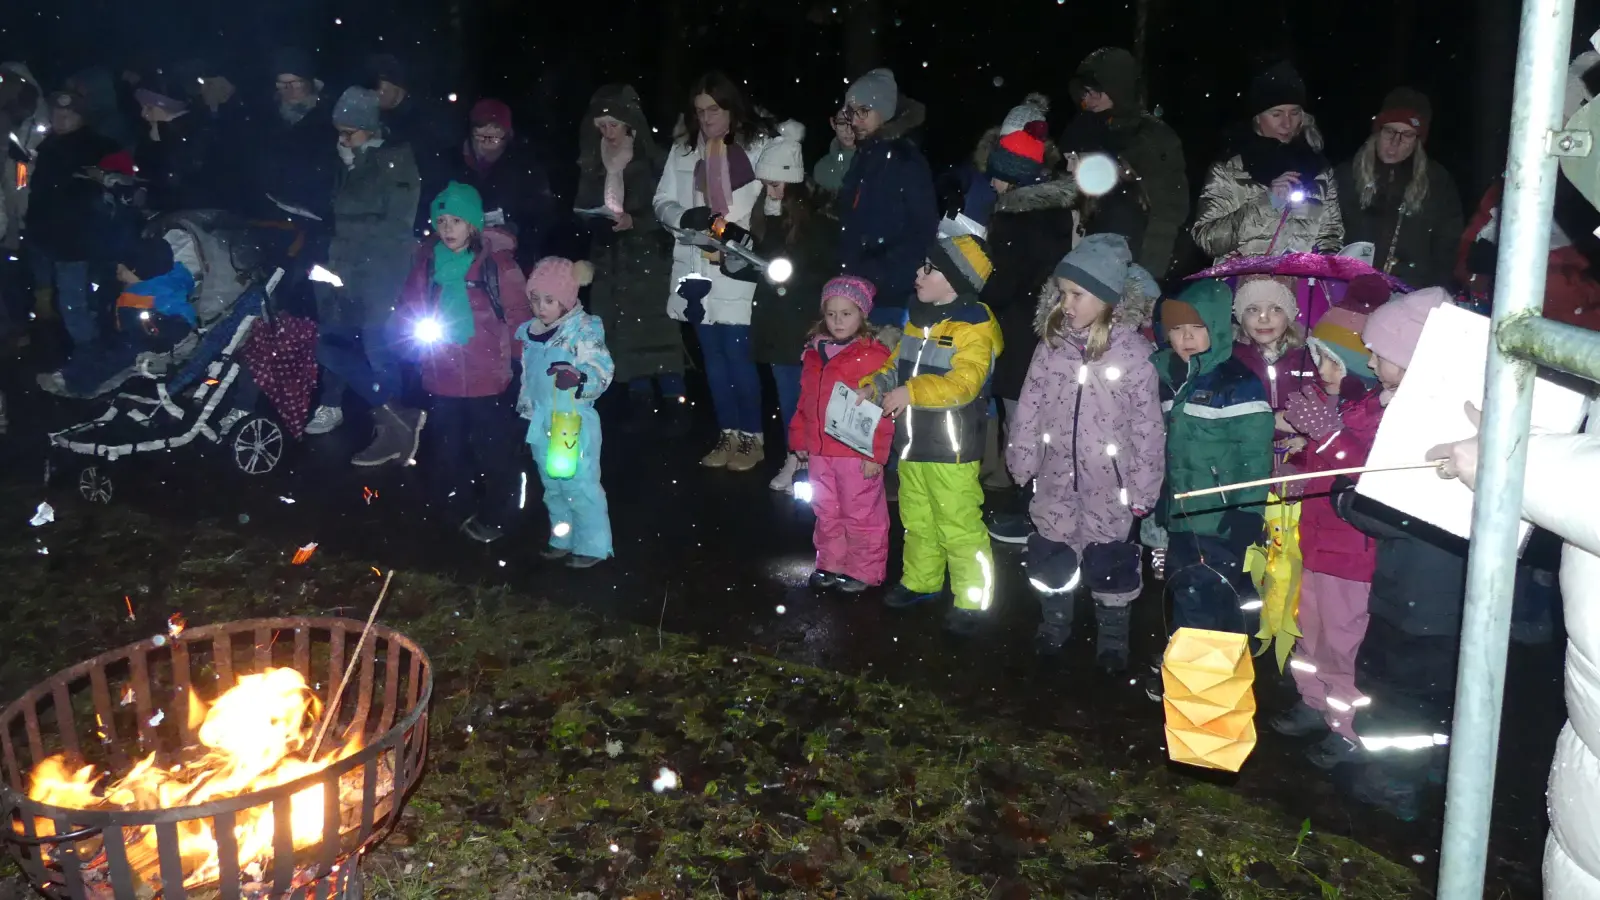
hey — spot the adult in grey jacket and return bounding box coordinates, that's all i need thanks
[308,87,425,466]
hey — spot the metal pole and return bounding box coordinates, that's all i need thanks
[1436,0,1575,893]
[1498,314,1600,383]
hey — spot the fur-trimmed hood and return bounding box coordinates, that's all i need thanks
[1031,268,1157,338]
[993,174,1076,215]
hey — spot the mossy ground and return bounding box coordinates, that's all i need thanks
[0,490,1417,898]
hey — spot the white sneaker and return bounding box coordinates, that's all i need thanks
[768,453,800,493]
[305,405,345,435]
[217,408,249,435]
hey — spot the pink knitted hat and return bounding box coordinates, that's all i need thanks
[527,258,595,313]
[1362,286,1453,369]
[821,275,877,316]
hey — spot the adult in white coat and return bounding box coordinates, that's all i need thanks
[653,71,772,472]
[1429,413,1600,898]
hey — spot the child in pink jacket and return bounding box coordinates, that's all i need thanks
[788,276,895,593]
[1272,287,1453,770]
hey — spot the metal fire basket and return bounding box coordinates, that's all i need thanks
[0,618,433,900]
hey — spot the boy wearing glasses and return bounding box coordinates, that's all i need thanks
[860,233,1003,635]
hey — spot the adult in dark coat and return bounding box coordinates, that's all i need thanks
[1334,88,1463,288]
[573,84,686,431]
[259,48,339,226]
[454,98,557,269]
[133,83,220,213]
[26,90,119,349]
[368,54,462,235]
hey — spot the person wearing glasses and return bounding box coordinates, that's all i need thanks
[836,68,937,327]
[1334,89,1463,287]
[455,98,556,269]
[260,47,338,224]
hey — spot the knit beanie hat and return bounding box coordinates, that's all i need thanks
[927,233,993,296]
[1308,282,1385,383]
[1374,87,1432,143]
[1362,286,1453,370]
[365,53,407,91]
[845,68,898,120]
[332,86,381,133]
[1161,297,1206,331]
[986,94,1051,185]
[527,257,595,313]
[271,47,317,82]
[470,98,513,134]
[821,275,877,317]
[754,120,807,183]
[97,151,137,178]
[431,181,486,231]
[1232,275,1299,323]
[1249,61,1307,115]
[49,90,89,118]
[119,236,175,281]
[1052,233,1155,305]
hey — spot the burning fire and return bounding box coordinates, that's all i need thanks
[24,668,374,889]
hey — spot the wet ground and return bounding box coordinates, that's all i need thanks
[0,358,1566,897]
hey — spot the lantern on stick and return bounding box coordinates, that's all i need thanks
[1161,627,1258,772]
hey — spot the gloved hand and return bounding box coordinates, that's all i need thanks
[718,220,752,247]
[1220,510,1265,551]
[548,363,585,391]
[1283,386,1341,443]
[679,206,717,232]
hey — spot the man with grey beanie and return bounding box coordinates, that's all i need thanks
[837,68,937,325]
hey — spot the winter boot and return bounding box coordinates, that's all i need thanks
[460,515,504,544]
[835,576,870,594]
[305,405,345,436]
[352,404,427,467]
[1269,702,1329,737]
[808,570,842,590]
[883,583,942,609]
[1305,733,1363,770]
[1093,601,1132,672]
[944,607,984,636]
[700,429,737,468]
[769,452,801,492]
[725,431,765,472]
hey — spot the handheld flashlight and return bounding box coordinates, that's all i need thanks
[413,316,445,344]
[792,463,813,503]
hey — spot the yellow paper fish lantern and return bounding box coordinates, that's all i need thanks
[1244,493,1303,673]
[1162,628,1258,773]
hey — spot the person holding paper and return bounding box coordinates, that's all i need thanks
[1004,234,1164,672]
[861,234,1003,636]
[788,276,894,592]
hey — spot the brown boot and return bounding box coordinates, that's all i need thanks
[352,404,427,467]
[725,431,766,472]
[700,429,737,468]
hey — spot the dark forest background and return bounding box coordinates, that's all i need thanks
[1,0,1593,209]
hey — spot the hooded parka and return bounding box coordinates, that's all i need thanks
[322,140,422,330]
[1193,120,1344,262]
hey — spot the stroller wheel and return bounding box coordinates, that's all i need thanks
[78,466,114,504]
[232,415,285,475]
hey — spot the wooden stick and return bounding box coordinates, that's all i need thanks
[1172,460,1447,501]
[307,570,395,760]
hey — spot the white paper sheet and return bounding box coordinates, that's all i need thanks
[823,382,884,458]
[1357,303,1591,544]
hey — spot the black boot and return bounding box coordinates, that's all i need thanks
[1093,601,1132,673]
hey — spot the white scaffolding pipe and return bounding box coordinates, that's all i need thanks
[1436,0,1575,893]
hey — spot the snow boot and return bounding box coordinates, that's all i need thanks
[725,431,765,472]
[1305,733,1362,770]
[1093,601,1132,672]
[1269,702,1330,737]
[352,404,426,467]
[809,570,842,590]
[459,515,504,544]
[700,430,737,468]
[769,453,800,492]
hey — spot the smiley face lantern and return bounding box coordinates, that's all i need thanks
[545,393,582,480]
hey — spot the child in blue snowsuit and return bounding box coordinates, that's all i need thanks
[518,257,615,567]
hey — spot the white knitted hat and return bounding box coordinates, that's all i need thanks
[754,120,807,183]
[999,93,1050,136]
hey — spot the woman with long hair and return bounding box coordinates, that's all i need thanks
[653,71,774,471]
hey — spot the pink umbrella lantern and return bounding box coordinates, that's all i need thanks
[1187,253,1413,331]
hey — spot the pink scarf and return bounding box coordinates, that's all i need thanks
[599,133,634,215]
[703,137,731,215]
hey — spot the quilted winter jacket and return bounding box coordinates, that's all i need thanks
[1192,122,1344,262]
[1290,388,1382,580]
[395,228,531,398]
[1153,281,1275,538]
[1512,435,1600,899]
[1006,281,1165,548]
[789,335,894,463]
[653,132,771,326]
[865,298,1003,464]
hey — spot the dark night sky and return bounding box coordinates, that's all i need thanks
[5,0,1600,205]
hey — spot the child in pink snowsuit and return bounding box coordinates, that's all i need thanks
[789,276,895,593]
[1273,287,1453,770]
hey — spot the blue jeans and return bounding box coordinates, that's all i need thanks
[1166,531,1251,635]
[31,251,95,348]
[317,322,401,409]
[629,373,686,399]
[695,323,761,433]
[771,363,802,449]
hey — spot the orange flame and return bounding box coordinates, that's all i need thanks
[24,668,371,889]
[167,613,187,639]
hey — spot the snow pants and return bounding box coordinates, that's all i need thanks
[528,404,613,559]
[810,454,890,584]
[1291,570,1372,739]
[899,460,994,611]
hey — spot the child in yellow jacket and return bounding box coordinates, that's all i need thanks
[861,233,1004,635]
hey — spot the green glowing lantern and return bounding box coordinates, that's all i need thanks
[544,391,582,480]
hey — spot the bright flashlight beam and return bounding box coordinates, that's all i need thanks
[308,264,344,288]
[767,258,794,284]
[792,481,813,503]
[413,316,445,344]
[1289,189,1306,204]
